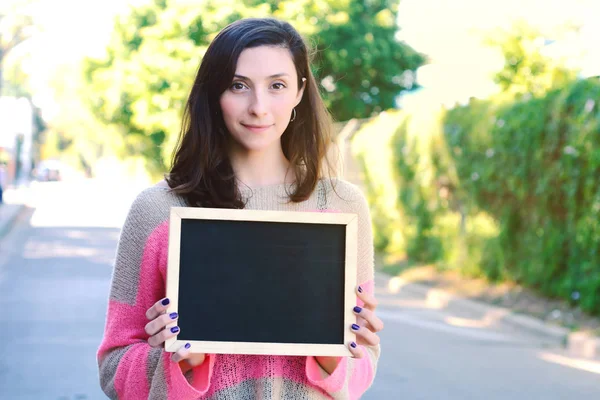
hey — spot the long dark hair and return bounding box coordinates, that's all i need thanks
[166,18,335,208]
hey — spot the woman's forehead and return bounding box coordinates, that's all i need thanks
[234,46,297,80]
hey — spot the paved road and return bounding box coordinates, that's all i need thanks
[367,289,600,399]
[1,180,599,399]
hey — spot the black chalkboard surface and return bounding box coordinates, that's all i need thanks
[164,207,358,357]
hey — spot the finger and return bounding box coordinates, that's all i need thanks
[148,325,180,348]
[353,306,384,332]
[350,323,380,347]
[187,352,207,367]
[145,311,178,336]
[348,341,363,358]
[356,286,378,311]
[146,297,171,320]
[170,342,191,363]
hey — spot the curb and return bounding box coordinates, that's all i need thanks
[0,203,26,240]
[567,332,600,359]
[375,272,599,359]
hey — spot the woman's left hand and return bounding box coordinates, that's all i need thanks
[315,286,384,372]
[348,285,384,358]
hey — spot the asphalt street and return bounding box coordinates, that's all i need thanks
[0,180,598,399]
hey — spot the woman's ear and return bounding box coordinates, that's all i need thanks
[295,77,307,107]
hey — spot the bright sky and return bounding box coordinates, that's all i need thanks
[396,0,600,108]
[10,0,138,115]
[9,0,600,112]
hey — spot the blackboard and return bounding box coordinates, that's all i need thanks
[165,207,357,357]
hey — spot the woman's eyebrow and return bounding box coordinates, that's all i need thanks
[233,73,290,80]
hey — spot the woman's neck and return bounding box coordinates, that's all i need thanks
[229,145,293,188]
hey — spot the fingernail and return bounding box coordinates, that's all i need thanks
[353,306,362,313]
[185,342,191,349]
[350,342,357,348]
[351,324,360,331]
[161,298,170,306]
[170,326,180,334]
[169,312,178,320]
[358,286,363,293]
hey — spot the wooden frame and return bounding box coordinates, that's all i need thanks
[165,207,357,357]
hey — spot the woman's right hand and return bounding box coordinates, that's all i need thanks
[145,297,207,372]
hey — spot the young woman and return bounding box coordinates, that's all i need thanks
[97,17,383,399]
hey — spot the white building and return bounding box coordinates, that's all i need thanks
[0,96,34,185]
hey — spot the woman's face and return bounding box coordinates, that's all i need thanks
[219,45,305,155]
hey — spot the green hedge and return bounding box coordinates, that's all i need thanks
[353,78,600,314]
[443,79,600,313]
[351,111,406,253]
[389,103,502,275]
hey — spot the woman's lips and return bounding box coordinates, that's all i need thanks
[242,124,272,133]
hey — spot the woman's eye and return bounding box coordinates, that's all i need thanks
[231,82,247,91]
[272,82,286,90]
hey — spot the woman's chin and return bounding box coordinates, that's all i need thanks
[232,139,282,155]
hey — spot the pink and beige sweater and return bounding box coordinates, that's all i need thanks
[97,178,380,399]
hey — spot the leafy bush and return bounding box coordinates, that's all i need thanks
[354,78,600,314]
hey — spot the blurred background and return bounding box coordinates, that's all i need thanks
[0,0,599,399]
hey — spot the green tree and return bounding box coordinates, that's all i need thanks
[83,0,424,176]
[41,61,122,173]
[0,0,37,96]
[484,20,577,97]
[297,0,424,120]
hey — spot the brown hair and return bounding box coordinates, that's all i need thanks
[166,18,335,208]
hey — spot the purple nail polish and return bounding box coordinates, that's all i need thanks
[353,306,362,313]
[351,324,360,331]
[170,326,180,334]
[358,286,363,293]
[169,312,178,320]
[161,298,170,306]
[351,342,357,348]
[185,343,191,349]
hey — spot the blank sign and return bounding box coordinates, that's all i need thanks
[165,207,357,357]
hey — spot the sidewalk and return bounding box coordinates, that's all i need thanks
[0,202,25,239]
[0,182,32,240]
[374,270,600,360]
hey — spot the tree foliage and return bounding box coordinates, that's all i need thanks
[352,21,600,314]
[484,20,577,97]
[83,0,424,176]
[0,0,37,96]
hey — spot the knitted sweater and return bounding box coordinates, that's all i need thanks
[97,178,380,399]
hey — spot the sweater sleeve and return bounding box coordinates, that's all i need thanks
[305,181,381,399]
[96,189,215,399]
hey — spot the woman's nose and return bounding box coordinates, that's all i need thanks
[248,90,268,117]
